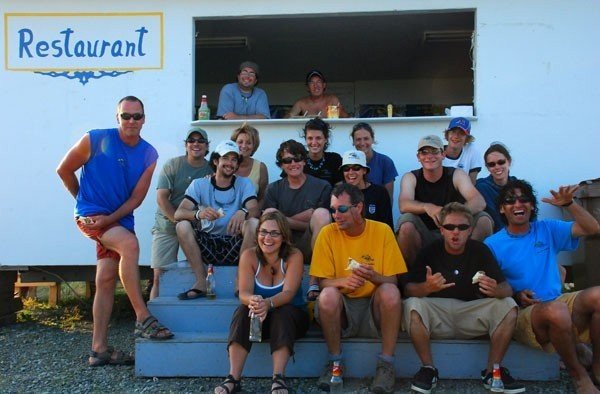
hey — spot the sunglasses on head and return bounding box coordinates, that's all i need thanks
[329,204,357,214]
[441,223,471,231]
[186,137,207,144]
[120,112,144,121]
[502,195,532,205]
[279,156,304,165]
[486,159,507,168]
[342,165,363,172]
[258,229,282,238]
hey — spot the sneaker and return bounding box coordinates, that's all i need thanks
[481,366,526,393]
[411,365,439,394]
[371,359,396,393]
[317,361,342,392]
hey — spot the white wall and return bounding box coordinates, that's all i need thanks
[1,0,598,266]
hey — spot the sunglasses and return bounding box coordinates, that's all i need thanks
[486,159,507,168]
[418,148,441,156]
[441,223,471,231]
[186,138,207,144]
[279,156,304,165]
[502,195,532,205]
[120,112,144,121]
[342,165,363,172]
[258,229,282,238]
[329,204,357,214]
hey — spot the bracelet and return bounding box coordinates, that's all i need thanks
[194,209,201,221]
[240,207,249,218]
[561,200,573,207]
[269,297,275,311]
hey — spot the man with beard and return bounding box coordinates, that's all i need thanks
[217,61,270,119]
[174,140,259,300]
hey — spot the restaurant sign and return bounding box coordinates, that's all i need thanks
[4,12,163,85]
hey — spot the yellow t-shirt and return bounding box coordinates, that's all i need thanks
[309,219,407,298]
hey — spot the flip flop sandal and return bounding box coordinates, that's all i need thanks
[271,373,290,393]
[177,288,206,300]
[215,374,242,394]
[88,346,134,367]
[135,315,174,340]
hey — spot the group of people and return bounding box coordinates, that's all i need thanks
[215,61,349,120]
[57,95,600,394]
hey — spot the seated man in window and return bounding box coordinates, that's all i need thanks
[286,70,349,118]
[217,61,271,120]
[174,140,259,300]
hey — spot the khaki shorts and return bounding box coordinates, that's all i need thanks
[314,295,380,339]
[397,211,493,246]
[403,297,517,339]
[515,291,590,352]
[150,228,179,269]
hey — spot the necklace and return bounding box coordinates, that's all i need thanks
[306,156,325,172]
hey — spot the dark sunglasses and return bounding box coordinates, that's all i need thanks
[502,195,532,205]
[186,138,207,144]
[120,112,144,121]
[258,229,282,238]
[342,165,363,172]
[329,204,357,214]
[441,223,471,231]
[279,156,304,165]
[418,148,441,156]
[486,159,507,168]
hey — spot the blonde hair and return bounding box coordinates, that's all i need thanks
[231,123,261,155]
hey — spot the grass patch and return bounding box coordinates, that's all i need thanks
[16,281,146,329]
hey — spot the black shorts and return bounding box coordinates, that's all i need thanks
[192,223,242,266]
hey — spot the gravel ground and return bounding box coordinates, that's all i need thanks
[0,318,577,393]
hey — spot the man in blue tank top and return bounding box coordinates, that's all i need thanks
[57,96,173,367]
[397,135,493,267]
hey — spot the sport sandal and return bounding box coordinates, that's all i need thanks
[271,373,289,393]
[215,374,242,394]
[134,315,174,340]
[88,346,134,367]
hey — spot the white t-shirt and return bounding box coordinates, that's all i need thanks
[443,143,483,174]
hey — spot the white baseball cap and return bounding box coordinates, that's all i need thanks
[340,150,370,173]
[214,140,239,157]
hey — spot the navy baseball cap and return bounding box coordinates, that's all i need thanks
[446,117,471,134]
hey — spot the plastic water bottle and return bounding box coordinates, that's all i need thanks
[206,264,216,299]
[330,360,343,393]
[491,363,504,392]
[197,95,210,120]
[249,312,262,342]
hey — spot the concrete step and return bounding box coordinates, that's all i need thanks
[135,331,560,380]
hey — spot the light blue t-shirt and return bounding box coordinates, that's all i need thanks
[216,83,270,118]
[485,219,578,302]
[76,128,158,231]
[366,150,398,186]
[183,175,256,235]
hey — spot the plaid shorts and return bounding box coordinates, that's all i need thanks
[192,223,242,266]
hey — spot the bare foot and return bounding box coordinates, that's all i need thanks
[573,375,600,394]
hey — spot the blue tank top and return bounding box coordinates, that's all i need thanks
[75,128,158,231]
[254,259,305,307]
